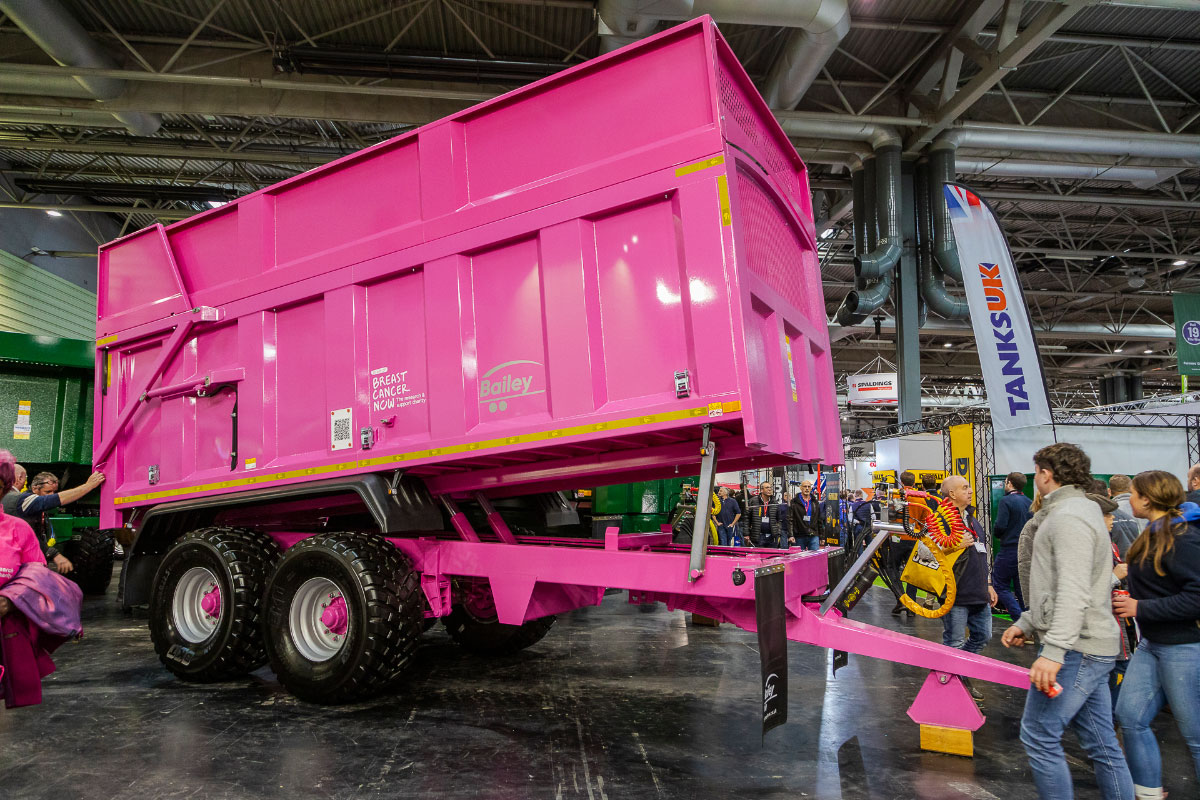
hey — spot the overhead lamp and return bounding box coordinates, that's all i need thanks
[821,228,835,239]
[942,342,953,348]
[1114,348,1124,353]
[1173,259,1188,267]
[45,209,62,217]
[1144,349,1154,354]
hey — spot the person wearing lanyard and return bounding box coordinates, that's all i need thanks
[789,481,821,551]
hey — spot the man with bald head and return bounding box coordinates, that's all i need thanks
[1186,463,1200,506]
[938,474,997,700]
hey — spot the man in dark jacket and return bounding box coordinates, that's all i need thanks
[747,481,782,548]
[940,475,998,701]
[921,474,942,509]
[2,468,105,574]
[789,481,821,551]
[992,471,1033,620]
[715,487,741,547]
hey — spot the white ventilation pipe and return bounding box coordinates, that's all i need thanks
[597,0,849,108]
[954,157,1185,188]
[0,0,161,135]
[939,122,1200,161]
[831,317,1176,340]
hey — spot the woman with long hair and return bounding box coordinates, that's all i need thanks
[1112,470,1200,799]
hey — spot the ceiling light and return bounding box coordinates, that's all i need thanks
[942,342,953,348]
[1144,349,1154,354]
[1173,259,1188,266]
[45,209,62,217]
[1114,348,1123,353]
[821,228,835,239]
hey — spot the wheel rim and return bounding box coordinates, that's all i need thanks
[172,567,222,643]
[289,577,350,662]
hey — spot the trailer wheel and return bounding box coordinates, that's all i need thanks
[262,532,422,703]
[149,527,280,682]
[442,581,556,655]
[61,527,116,595]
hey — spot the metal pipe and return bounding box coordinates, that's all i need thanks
[832,317,1176,341]
[598,0,850,108]
[940,121,1200,160]
[778,114,903,149]
[0,0,161,135]
[856,144,901,281]
[851,165,866,265]
[928,144,963,283]
[954,157,1184,187]
[761,1,851,110]
[982,189,1200,210]
[916,161,969,320]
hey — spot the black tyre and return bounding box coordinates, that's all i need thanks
[262,532,423,704]
[149,527,280,682]
[442,580,556,655]
[61,527,116,595]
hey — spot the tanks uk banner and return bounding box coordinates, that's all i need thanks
[755,565,788,738]
[944,184,1052,432]
[1172,292,1200,376]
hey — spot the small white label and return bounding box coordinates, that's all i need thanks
[331,407,353,451]
[974,541,986,553]
[370,366,389,376]
[13,423,30,440]
[244,457,257,470]
[707,402,724,417]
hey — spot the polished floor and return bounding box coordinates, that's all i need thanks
[0,566,1194,800]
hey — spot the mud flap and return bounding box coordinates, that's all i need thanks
[755,564,787,738]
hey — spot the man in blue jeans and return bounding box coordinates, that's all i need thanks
[937,475,998,701]
[992,471,1033,619]
[1002,442,1133,800]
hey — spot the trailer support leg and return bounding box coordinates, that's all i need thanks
[906,670,985,757]
[687,424,718,582]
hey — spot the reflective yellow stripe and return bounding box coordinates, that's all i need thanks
[717,174,732,226]
[674,155,724,177]
[96,334,118,346]
[113,400,743,506]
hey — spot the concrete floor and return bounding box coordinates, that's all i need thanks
[0,567,1194,800]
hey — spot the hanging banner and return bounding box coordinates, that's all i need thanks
[1172,292,1200,376]
[944,184,1053,432]
[948,424,975,507]
[847,373,898,406]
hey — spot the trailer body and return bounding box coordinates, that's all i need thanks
[95,19,1027,747]
[94,18,838,529]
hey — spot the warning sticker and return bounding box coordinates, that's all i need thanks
[784,337,798,402]
[330,408,353,451]
[244,457,257,470]
[707,402,724,418]
[13,400,31,440]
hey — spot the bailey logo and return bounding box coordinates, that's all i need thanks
[479,360,545,413]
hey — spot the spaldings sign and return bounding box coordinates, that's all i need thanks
[847,372,898,406]
[944,184,1052,433]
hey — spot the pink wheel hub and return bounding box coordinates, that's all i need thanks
[320,595,349,637]
[200,584,222,619]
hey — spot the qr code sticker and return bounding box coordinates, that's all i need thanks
[331,408,353,451]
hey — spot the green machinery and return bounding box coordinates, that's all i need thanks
[0,330,114,593]
[588,478,698,538]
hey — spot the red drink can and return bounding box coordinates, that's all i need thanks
[1044,682,1063,699]
[1112,589,1130,599]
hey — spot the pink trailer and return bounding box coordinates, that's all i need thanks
[96,17,1025,748]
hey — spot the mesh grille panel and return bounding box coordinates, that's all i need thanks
[737,168,821,322]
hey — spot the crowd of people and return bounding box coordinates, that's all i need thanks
[713,479,825,551]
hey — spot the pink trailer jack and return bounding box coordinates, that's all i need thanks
[95,18,1026,749]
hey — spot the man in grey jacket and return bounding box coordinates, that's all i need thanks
[1108,474,1147,535]
[1002,443,1133,800]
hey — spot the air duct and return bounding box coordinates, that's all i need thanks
[834,145,902,327]
[856,144,901,281]
[597,0,849,108]
[0,0,161,135]
[929,143,963,283]
[761,1,850,111]
[916,159,969,320]
[938,122,1200,161]
[954,157,1185,189]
